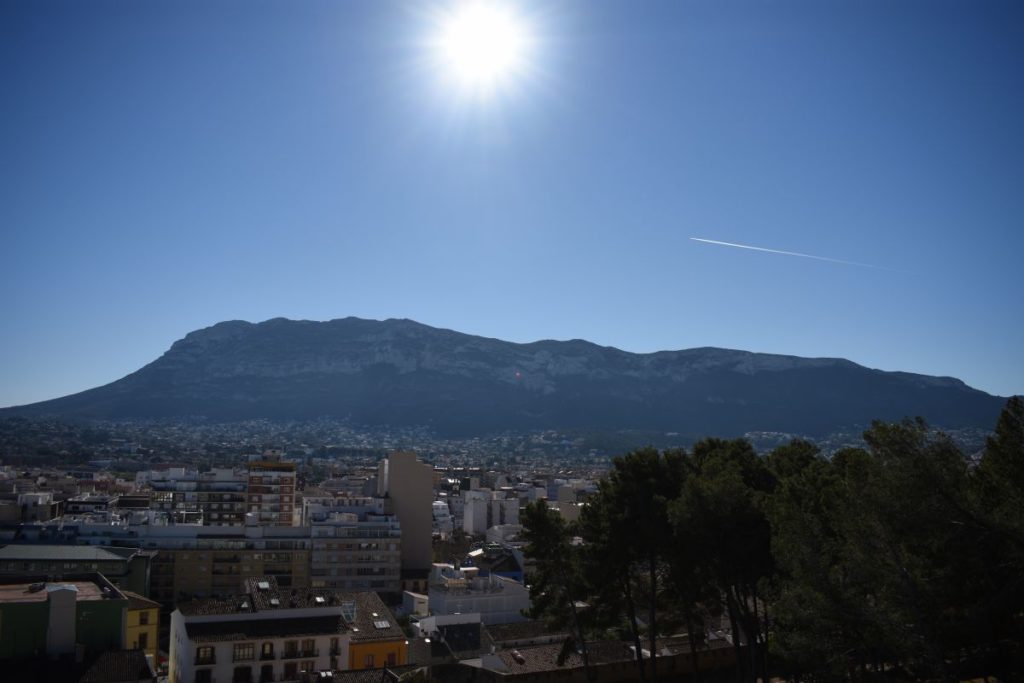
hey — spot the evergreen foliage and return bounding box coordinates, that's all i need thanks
[522,397,1024,682]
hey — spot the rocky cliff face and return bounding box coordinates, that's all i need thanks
[1,317,1004,436]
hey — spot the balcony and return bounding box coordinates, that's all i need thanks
[194,654,216,666]
[279,649,318,660]
[260,651,275,661]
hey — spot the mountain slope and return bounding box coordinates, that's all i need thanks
[1,317,1006,436]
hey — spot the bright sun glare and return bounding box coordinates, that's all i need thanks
[433,1,531,95]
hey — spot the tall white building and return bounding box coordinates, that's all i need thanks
[432,499,454,539]
[463,491,491,537]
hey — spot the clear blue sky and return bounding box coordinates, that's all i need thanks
[2,0,1022,408]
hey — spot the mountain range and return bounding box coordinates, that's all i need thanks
[1,317,1007,437]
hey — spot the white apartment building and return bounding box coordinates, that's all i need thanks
[170,576,407,683]
[170,578,348,683]
[432,499,454,538]
[304,496,403,594]
[141,467,249,526]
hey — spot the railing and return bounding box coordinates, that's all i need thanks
[195,654,216,665]
[260,651,275,661]
[279,649,318,659]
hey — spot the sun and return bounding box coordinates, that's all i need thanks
[431,1,532,95]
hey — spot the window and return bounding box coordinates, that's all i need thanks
[301,639,315,656]
[233,666,253,683]
[301,661,315,675]
[233,643,255,662]
[364,654,375,668]
[138,632,149,650]
[387,652,397,666]
[260,664,273,683]
[261,642,274,660]
[139,611,150,625]
[284,640,298,658]
[284,662,298,679]
[195,646,215,665]
[195,670,212,683]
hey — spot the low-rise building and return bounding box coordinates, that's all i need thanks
[169,576,407,683]
[79,649,157,683]
[428,563,530,625]
[0,544,154,597]
[0,573,128,662]
[124,590,160,659]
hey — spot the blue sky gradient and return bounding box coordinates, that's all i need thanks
[2,0,1022,407]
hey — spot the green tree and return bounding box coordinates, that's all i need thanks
[521,500,595,681]
[578,448,688,683]
[682,438,774,683]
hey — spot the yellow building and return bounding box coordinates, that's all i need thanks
[123,590,160,659]
[344,592,408,670]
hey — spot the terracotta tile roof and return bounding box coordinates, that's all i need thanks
[78,649,154,683]
[336,591,404,642]
[484,620,562,644]
[185,615,346,643]
[122,590,160,611]
[487,640,636,675]
[244,576,339,612]
[318,670,391,683]
[180,576,350,616]
[178,596,254,617]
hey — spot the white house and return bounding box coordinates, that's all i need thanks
[169,577,349,683]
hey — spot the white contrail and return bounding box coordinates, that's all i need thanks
[690,237,898,271]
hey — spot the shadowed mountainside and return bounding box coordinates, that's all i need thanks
[1,317,1006,436]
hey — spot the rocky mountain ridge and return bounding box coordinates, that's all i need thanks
[1,317,1002,437]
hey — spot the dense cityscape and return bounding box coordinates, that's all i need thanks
[5,0,1023,681]
[0,415,614,682]
[1,398,1022,682]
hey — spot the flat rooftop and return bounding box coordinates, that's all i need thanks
[0,580,108,604]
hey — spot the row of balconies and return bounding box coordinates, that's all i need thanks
[197,649,325,667]
[255,649,321,661]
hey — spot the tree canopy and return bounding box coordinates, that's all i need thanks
[522,397,1024,682]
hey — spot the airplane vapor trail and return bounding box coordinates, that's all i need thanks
[689,237,899,271]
